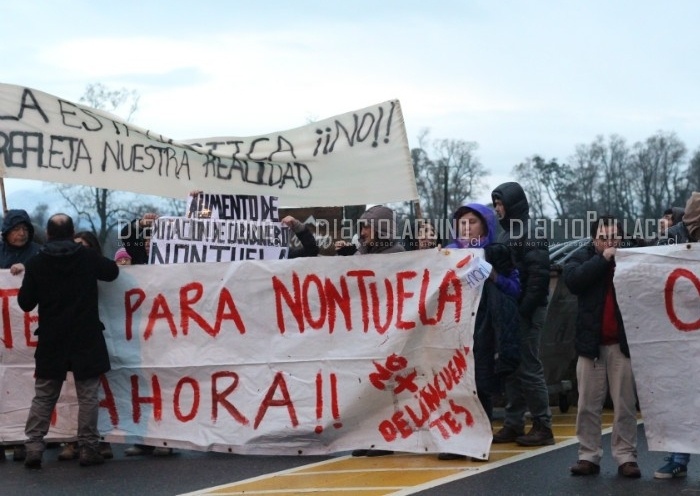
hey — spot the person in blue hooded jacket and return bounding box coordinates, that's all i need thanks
[438,203,521,460]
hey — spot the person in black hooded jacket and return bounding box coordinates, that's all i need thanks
[18,214,119,469]
[0,209,41,462]
[490,182,553,447]
[0,209,41,275]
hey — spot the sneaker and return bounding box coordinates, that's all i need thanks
[99,442,113,460]
[24,450,42,470]
[13,444,26,462]
[437,452,467,461]
[654,457,688,479]
[58,442,79,461]
[570,459,600,476]
[618,461,641,478]
[516,423,555,446]
[79,446,104,467]
[152,447,173,457]
[492,425,524,444]
[351,449,369,457]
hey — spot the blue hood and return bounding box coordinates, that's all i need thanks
[448,203,497,248]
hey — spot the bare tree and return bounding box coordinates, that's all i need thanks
[54,83,151,248]
[630,131,687,220]
[684,148,700,199]
[412,130,489,221]
[513,155,575,219]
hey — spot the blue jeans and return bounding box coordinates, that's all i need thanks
[503,306,552,429]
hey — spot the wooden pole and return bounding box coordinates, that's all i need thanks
[0,177,7,215]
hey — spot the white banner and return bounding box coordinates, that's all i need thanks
[0,250,492,457]
[149,217,289,264]
[0,83,417,207]
[615,244,700,454]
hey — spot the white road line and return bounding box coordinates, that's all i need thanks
[179,421,642,496]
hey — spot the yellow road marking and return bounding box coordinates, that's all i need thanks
[180,409,640,496]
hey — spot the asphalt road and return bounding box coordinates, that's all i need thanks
[1,426,696,496]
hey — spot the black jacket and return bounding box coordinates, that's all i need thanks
[18,239,119,380]
[120,219,150,265]
[563,241,629,359]
[492,182,550,317]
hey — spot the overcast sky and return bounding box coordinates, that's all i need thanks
[3,0,699,205]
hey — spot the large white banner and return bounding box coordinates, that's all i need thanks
[615,244,700,454]
[0,83,417,207]
[0,250,492,458]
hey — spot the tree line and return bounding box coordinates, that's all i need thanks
[411,130,700,227]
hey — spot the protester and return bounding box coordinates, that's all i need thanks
[661,193,699,244]
[114,247,132,265]
[564,215,640,478]
[0,209,41,276]
[281,215,320,258]
[0,209,42,462]
[438,203,521,461]
[74,231,103,255]
[54,231,112,462]
[120,212,157,264]
[355,205,405,255]
[490,182,553,447]
[18,214,119,468]
[652,192,700,479]
[351,205,404,457]
[659,207,685,237]
[642,206,686,245]
[415,219,440,250]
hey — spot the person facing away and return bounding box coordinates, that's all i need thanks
[652,192,700,479]
[18,213,119,469]
[437,203,521,461]
[563,215,641,479]
[0,209,41,276]
[55,231,115,463]
[490,182,553,447]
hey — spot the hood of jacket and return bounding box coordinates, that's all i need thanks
[449,203,497,248]
[491,182,529,228]
[2,209,35,243]
[359,205,397,239]
[39,239,84,274]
